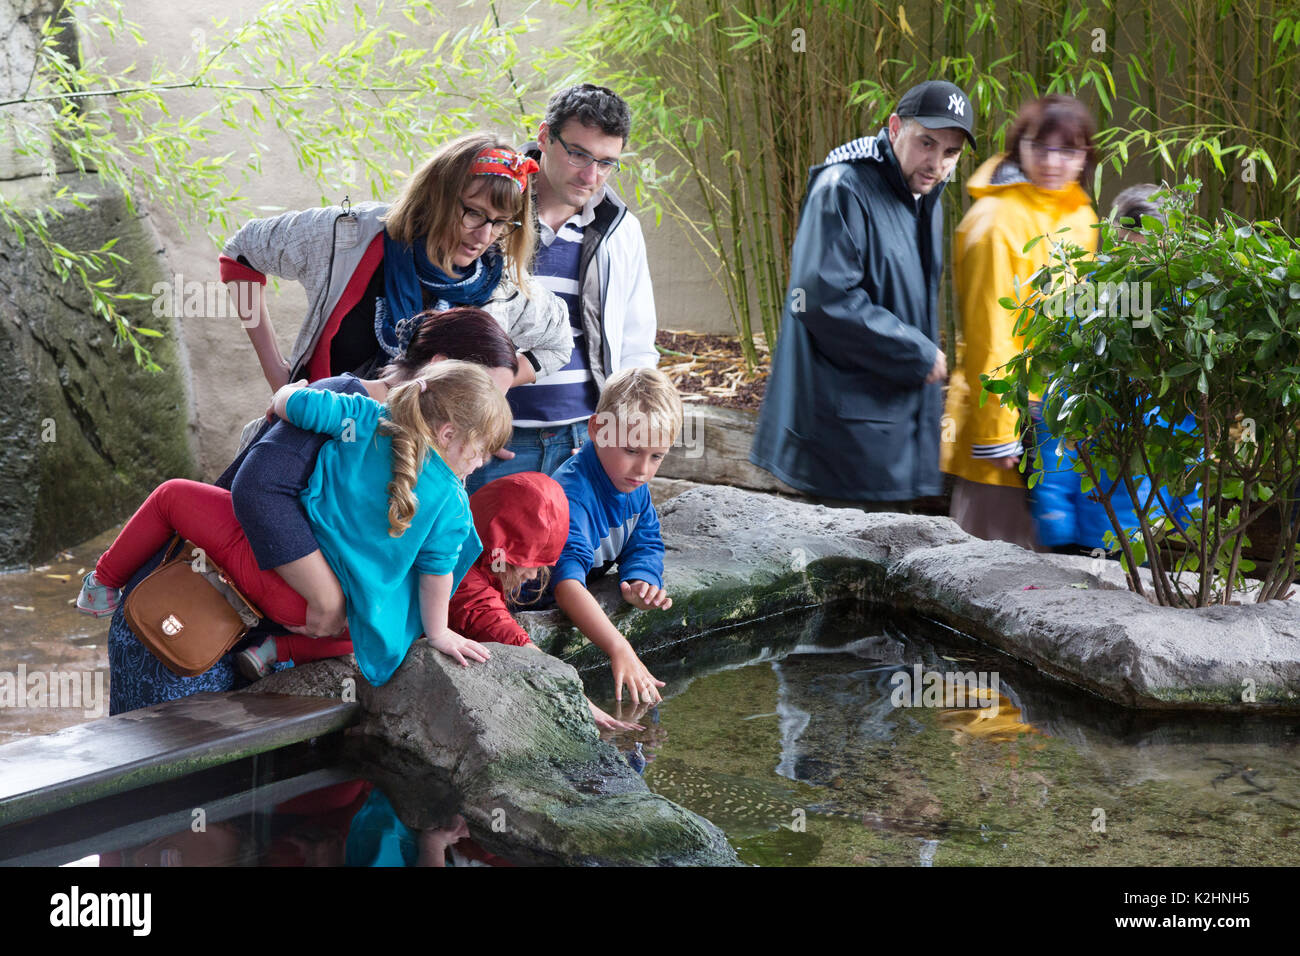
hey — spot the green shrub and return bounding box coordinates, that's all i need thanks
[987,181,1300,605]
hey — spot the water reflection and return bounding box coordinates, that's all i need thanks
[599,603,1300,866]
[100,779,511,868]
[936,690,1043,744]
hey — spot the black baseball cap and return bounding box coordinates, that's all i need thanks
[896,80,977,149]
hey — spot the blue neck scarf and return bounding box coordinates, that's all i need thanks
[378,234,504,356]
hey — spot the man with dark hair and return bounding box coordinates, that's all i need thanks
[468,83,658,492]
[750,80,976,507]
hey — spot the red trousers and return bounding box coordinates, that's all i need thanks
[97,479,352,664]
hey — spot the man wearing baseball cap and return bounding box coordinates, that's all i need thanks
[751,80,976,507]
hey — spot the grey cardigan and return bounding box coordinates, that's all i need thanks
[222,201,573,381]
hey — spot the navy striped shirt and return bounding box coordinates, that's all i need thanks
[510,215,600,427]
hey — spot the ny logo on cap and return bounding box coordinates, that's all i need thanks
[947,93,966,117]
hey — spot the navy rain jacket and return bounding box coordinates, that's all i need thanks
[749,127,948,501]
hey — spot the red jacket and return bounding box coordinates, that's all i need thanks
[449,473,569,646]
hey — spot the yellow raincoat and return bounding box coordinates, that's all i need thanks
[940,154,1098,488]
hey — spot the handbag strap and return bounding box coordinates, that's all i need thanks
[166,537,265,623]
[161,534,187,565]
[212,569,262,623]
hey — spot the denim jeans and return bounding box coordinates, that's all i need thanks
[465,422,589,496]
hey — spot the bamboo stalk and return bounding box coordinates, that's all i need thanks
[1145,2,1158,131]
[708,0,761,369]
[1246,2,1261,220]
[683,4,748,355]
[746,0,782,353]
[1210,2,1225,222]
[1279,2,1296,218]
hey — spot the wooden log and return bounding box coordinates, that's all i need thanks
[660,405,801,494]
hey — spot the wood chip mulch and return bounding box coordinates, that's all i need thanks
[655,330,769,412]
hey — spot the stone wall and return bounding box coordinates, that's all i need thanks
[245,645,740,865]
[521,485,1300,712]
[0,174,198,568]
[661,404,798,493]
[1,0,196,568]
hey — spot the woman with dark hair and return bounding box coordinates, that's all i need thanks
[104,308,520,712]
[940,94,1100,548]
[1110,183,1165,242]
[224,307,519,676]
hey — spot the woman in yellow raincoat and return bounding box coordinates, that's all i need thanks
[940,94,1099,548]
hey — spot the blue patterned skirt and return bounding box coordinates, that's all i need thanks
[108,544,289,714]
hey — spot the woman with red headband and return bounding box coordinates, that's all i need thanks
[220,133,573,417]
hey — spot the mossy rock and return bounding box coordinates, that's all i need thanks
[0,173,195,568]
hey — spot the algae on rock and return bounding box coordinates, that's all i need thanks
[0,174,196,568]
[243,643,739,866]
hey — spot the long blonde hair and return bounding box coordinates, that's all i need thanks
[379,360,514,536]
[383,132,537,290]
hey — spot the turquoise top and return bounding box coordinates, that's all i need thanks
[285,388,481,685]
[345,789,418,867]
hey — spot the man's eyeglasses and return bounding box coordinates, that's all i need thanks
[1026,141,1087,163]
[551,129,622,174]
[460,202,521,238]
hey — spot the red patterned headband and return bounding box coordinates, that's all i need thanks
[471,148,539,193]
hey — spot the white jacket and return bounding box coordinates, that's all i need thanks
[520,144,658,387]
[585,192,659,383]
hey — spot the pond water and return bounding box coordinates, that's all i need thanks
[5,601,1297,867]
[0,739,513,868]
[590,603,1300,867]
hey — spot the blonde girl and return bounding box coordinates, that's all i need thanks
[267,360,514,683]
[82,361,513,687]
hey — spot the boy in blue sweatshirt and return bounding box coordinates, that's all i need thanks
[550,367,684,706]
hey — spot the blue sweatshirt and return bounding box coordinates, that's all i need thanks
[550,440,664,589]
[284,388,481,685]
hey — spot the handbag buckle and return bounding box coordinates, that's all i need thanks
[160,614,184,636]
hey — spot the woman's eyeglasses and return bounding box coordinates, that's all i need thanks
[1026,141,1087,162]
[461,202,521,238]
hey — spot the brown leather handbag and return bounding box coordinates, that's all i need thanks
[123,536,263,676]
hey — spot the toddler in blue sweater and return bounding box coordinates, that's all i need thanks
[550,367,684,706]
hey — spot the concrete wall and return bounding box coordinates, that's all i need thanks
[103,0,733,478]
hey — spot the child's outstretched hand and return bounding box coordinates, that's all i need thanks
[427,628,492,667]
[621,579,672,611]
[610,642,665,704]
[588,698,643,732]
